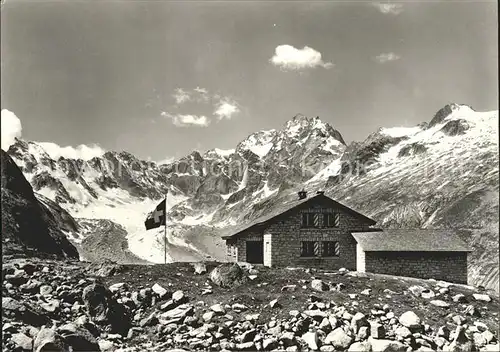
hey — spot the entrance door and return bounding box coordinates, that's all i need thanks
[246,241,264,264]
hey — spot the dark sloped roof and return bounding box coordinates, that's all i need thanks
[352,229,471,252]
[221,194,376,239]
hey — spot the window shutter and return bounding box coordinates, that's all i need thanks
[314,241,320,256]
[302,213,308,227]
[334,213,340,227]
[334,242,340,256]
[313,213,320,227]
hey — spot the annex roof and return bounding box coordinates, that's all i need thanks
[352,229,472,252]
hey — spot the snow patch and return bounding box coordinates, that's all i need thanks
[307,159,342,184]
[239,129,276,157]
[249,143,273,157]
[180,210,216,226]
[214,148,235,157]
[287,123,301,138]
[380,126,421,138]
[321,137,343,154]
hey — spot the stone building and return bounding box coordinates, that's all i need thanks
[353,229,470,284]
[222,191,470,284]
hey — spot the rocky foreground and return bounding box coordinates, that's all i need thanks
[2,259,499,352]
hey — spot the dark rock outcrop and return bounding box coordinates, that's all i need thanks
[1,150,79,259]
[340,133,405,176]
[440,119,470,136]
[398,143,428,157]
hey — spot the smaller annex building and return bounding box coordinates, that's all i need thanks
[222,191,471,284]
[353,229,470,284]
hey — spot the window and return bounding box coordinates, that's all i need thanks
[324,213,340,227]
[227,245,236,257]
[301,213,320,228]
[301,241,320,257]
[322,241,340,257]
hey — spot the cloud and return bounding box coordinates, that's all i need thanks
[172,87,211,105]
[194,87,208,95]
[39,142,106,161]
[161,112,210,127]
[374,52,401,63]
[163,88,242,126]
[270,45,334,71]
[194,87,210,103]
[172,88,191,105]
[374,3,403,15]
[1,109,23,150]
[214,99,240,120]
[0,109,105,160]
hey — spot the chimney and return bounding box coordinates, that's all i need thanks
[298,190,307,200]
[316,190,325,195]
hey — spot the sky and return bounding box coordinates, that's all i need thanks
[1,0,498,162]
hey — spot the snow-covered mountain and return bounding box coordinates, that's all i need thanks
[5,104,499,291]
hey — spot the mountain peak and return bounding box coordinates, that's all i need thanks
[429,103,475,127]
[283,114,346,146]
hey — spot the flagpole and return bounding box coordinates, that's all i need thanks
[164,193,167,264]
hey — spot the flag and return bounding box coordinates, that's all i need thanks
[145,198,166,230]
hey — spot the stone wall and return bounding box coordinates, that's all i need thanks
[364,251,468,284]
[260,202,373,270]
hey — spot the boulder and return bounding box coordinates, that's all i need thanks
[172,290,186,303]
[82,283,131,335]
[351,312,368,333]
[108,282,127,293]
[2,297,49,326]
[399,311,421,330]
[473,294,491,302]
[324,328,353,349]
[301,331,320,350]
[192,262,207,275]
[59,326,100,351]
[408,285,427,297]
[210,303,226,314]
[11,333,33,351]
[33,327,68,352]
[161,304,194,321]
[445,325,475,352]
[237,329,257,343]
[263,338,278,350]
[430,300,450,308]
[453,294,467,303]
[348,341,372,352]
[152,283,168,299]
[421,290,436,299]
[210,264,248,288]
[395,326,412,339]
[281,285,297,292]
[269,298,280,308]
[371,322,386,339]
[311,279,329,292]
[369,337,407,352]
